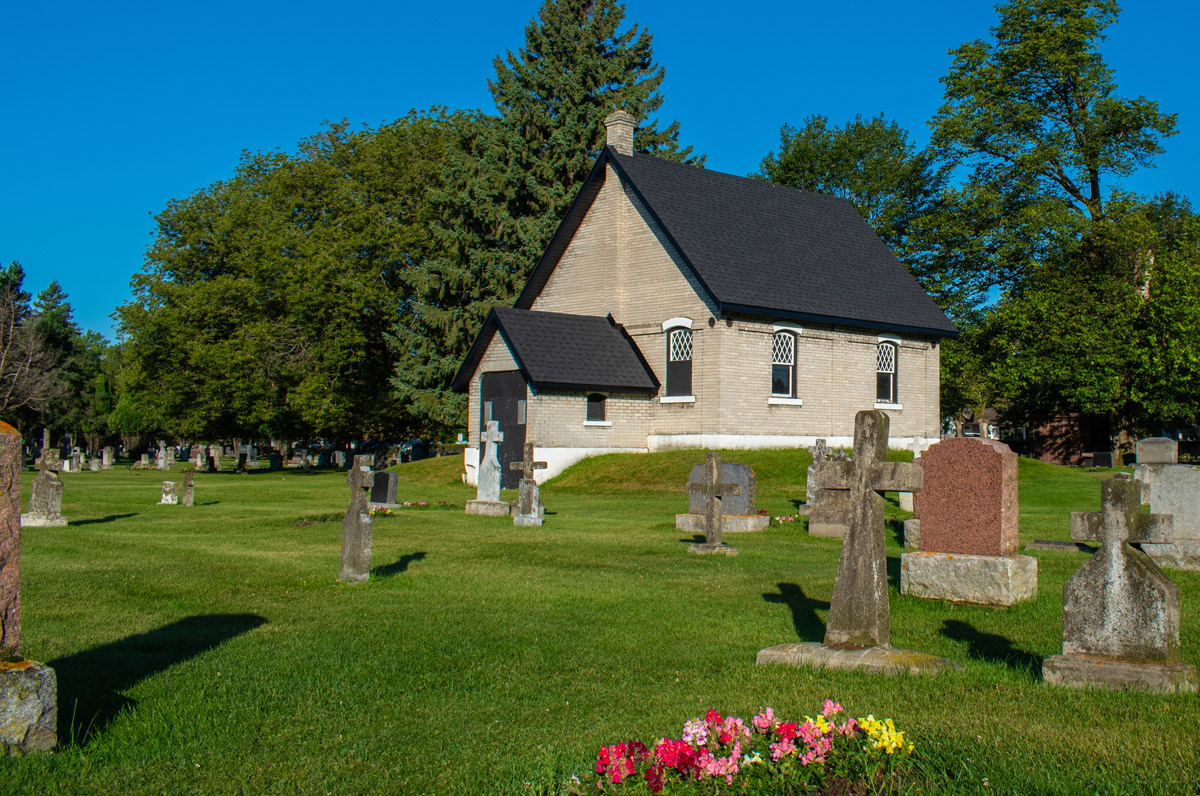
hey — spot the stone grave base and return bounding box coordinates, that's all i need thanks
[0,659,57,755]
[756,642,963,677]
[18,514,67,528]
[676,513,768,533]
[513,515,543,527]
[900,552,1037,606]
[1042,654,1198,694]
[464,500,510,517]
[806,517,847,539]
[688,543,738,557]
[1138,540,1200,572]
[903,518,920,549]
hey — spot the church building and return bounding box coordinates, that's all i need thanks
[452,111,957,486]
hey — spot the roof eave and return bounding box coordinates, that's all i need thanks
[719,303,960,339]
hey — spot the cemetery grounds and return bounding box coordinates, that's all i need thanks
[3,450,1198,795]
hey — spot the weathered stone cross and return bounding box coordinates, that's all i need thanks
[480,422,504,459]
[808,439,829,465]
[509,442,547,482]
[1071,476,1172,550]
[687,452,742,548]
[476,421,505,502]
[812,410,922,648]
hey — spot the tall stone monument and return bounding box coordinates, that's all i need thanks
[339,460,373,583]
[21,454,67,528]
[900,438,1037,606]
[757,410,961,676]
[100,446,114,469]
[465,422,510,517]
[0,421,57,754]
[1043,475,1197,693]
[509,442,547,527]
[181,471,195,507]
[686,452,742,556]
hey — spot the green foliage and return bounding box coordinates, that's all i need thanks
[119,111,452,441]
[391,0,697,432]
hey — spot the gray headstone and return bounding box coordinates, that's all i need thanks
[140,453,150,467]
[181,472,194,507]
[812,410,922,648]
[157,442,168,470]
[88,458,100,472]
[101,446,114,467]
[687,461,755,515]
[686,452,742,555]
[160,481,179,505]
[339,464,373,582]
[21,470,66,527]
[477,422,504,503]
[1137,437,1179,465]
[1133,464,1200,570]
[333,451,346,468]
[208,445,222,471]
[370,471,399,505]
[268,452,283,471]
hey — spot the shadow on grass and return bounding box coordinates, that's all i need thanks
[762,583,829,642]
[886,556,901,588]
[679,534,706,545]
[940,619,1043,676]
[70,513,138,526]
[50,613,267,746]
[887,518,905,546]
[372,551,427,578]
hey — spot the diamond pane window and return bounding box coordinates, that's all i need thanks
[669,328,692,362]
[876,341,898,403]
[771,331,795,396]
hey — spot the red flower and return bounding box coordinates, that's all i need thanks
[777,721,797,741]
[705,709,722,725]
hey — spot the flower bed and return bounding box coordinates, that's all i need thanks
[586,702,912,795]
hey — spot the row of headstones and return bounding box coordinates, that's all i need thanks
[751,413,1196,693]
[463,422,546,526]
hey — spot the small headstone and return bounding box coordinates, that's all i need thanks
[70,452,84,473]
[686,452,742,556]
[1136,437,1178,465]
[236,452,248,473]
[804,439,851,538]
[509,442,547,526]
[339,462,373,582]
[758,410,961,676]
[677,458,767,533]
[0,421,58,754]
[160,481,179,505]
[208,445,222,471]
[316,452,331,469]
[1132,463,1200,571]
[165,446,176,467]
[21,455,67,527]
[465,422,510,517]
[1043,476,1197,693]
[268,452,283,471]
[900,438,1037,606]
[369,471,400,508]
[333,451,346,468]
[180,472,195,507]
[140,453,150,468]
[101,446,114,469]
[88,458,100,472]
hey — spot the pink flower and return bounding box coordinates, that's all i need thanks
[821,699,843,717]
[838,717,859,737]
[681,719,708,746]
[769,737,796,760]
[800,736,833,766]
[752,707,775,732]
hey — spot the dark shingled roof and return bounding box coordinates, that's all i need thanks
[517,149,957,337]
[451,307,658,394]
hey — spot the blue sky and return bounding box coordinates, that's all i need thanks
[3,1,1197,339]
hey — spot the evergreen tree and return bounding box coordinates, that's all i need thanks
[392,0,697,431]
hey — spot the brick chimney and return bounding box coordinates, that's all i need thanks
[604,110,635,155]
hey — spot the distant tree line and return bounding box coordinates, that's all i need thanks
[15,0,1198,454]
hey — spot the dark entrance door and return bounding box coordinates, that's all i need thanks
[480,370,528,490]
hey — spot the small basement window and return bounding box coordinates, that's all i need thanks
[586,393,607,422]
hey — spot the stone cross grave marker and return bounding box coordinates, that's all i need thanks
[510,442,547,526]
[686,452,742,556]
[1043,475,1196,692]
[757,411,961,676]
[160,481,179,505]
[339,460,373,582]
[678,460,767,532]
[477,422,504,501]
[813,411,922,648]
[0,421,57,754]
[181,471,195,507]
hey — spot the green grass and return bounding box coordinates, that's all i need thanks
[3,452,1198,795]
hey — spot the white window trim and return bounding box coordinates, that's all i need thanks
[877,332,902,344]
[660,395,696,404]
[769,397,804,406]
[583,420,613,427]
[874,401,903,410]
[661,316,693,331]
[772,321,803,334]
[770,328,798,398]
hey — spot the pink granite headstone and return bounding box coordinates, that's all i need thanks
[0,422,20,655]
[918,437,1018,556]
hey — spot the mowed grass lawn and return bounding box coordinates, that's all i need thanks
[4,451,1199,795]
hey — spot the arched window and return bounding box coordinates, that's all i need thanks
[771,331,796,397]
[876,340,898,404]
[666,326,693,397]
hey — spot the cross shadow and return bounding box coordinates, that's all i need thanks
[678,534,706,545]
[886,556,901,587]
[371,552,427,578]
[50,613,267,746]
[940,619,1043,676]
[762,583,829,642]
[789,498,805,511]
[70,513,138,526]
